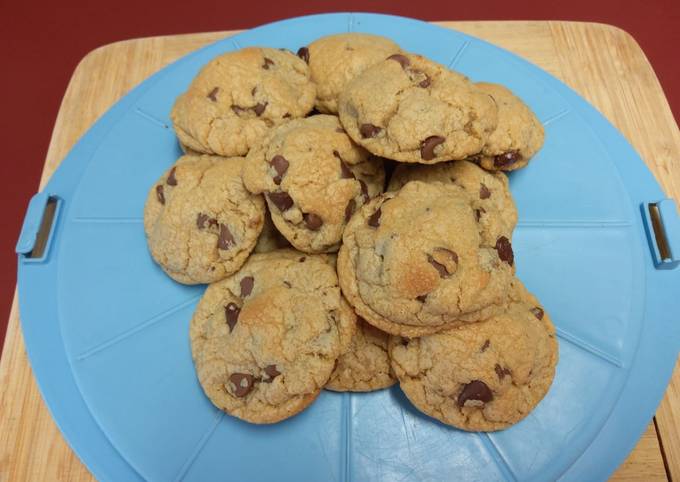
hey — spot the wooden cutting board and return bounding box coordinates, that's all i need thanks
[1,21,679,481]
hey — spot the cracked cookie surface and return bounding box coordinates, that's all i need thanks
[301,33,401,114]
[338,181,516,338]
[144,155,265,284]
[243,115,385,253]
[338,53,498,164]
[389,280,558,431]
[190,250,356,424]
[471,82,544,171]
[388,160,517,245]
[171,47,316,157]
[326,317,396,392]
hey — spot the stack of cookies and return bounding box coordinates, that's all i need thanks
[143,32,558,431]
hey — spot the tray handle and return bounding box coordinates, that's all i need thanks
[16,192,62,262]
[641,199,680,269]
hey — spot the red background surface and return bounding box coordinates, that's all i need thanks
[1,0,679,352]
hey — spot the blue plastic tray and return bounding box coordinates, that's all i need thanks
[16,13,680,482]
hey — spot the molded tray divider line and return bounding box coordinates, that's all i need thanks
[479,433,517,482]
[447,40,471,69]
[134,108,169,129]
[72,217,143,224]
[515,220,632,228]
[231,38,241,49]
[555,327,624,368]
[342,392,352,482]
[76,294,202,361]
[173,412,225,482]
[541,109,571,126]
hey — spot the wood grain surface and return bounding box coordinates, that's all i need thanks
[1,21,678,481]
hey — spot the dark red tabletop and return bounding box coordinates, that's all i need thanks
[1,0,678,352]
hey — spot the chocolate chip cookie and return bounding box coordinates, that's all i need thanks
[470,82,544,171]
[144,155,265,284]
[190,250,356,424]
[389,280,558,431]
[242,115,385,253]
[253,206,291,253]
[388,160,517,245]
[338,53,498,164]
[326,317,396,392]
[338,181,516,338]
[171,47,316,157]
[299,33,401,114]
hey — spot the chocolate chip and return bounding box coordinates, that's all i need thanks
[367,208,382,227]
[457,380,493,407]
[359,179,369,202]
[283,112,292,119]
[416,294,427,302]
[359,124,382,139]
[427,248,459,278]
[218,224,235,250]
[297,46,309,63]
[270,155,289,185]
[495,364,512,380]
[420,136,445,161]
[283,280,292,288]
[298,256,306,263]
[387,53,410,69]
[495,236,514,266]
[229,373,255,397]
[344,199,356,222]
[263,364,281,382]
[197,213,218,230]
[334,151,355,179]
[207,87,219,102]
[530,307,545,320]
[253,102,267,116]
[479,183,491,199]
[303,213,323,230]
[481,340,490,352]
[494,151,521,168]
[166,167,178,186]
[474,207,486,222]
[267,191,294,211]
[231,105,247,115]
[419,76,431,88]
[225,303,240,332]
[263,57,275,69]
[251,86,257,96]
[156,185,165,204]
[240,276,254,297]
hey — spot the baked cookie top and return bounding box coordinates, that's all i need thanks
[143,155,264,284]
[389,281,558,431]
[300,33,401,114]
[338,181,516,337]
[171,47,316,157]
[338,53,498,164]
[326,317,396,392]
[388,160,517,245]
[190,250,356,424]
[472,82,544,171]
[243,115,385,253]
